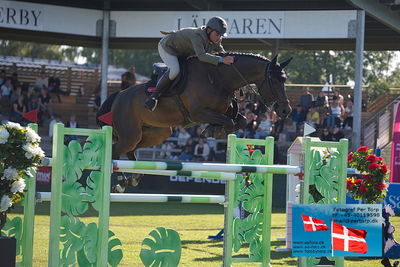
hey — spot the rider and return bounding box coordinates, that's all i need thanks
[144,16,235,111]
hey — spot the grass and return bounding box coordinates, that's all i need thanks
[8,202,400,266]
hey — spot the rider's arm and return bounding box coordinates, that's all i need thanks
[191,36,221,65]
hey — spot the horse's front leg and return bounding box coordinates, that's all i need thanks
[192,109,235,138]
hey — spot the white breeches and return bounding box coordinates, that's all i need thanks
[158,42,180,80]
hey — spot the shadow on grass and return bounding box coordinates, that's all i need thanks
[18,202,225,216]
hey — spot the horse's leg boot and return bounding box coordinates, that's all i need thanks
[144,71,172,111]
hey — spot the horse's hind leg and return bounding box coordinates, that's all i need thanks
[111,124,142,192]
[115,127,172,189]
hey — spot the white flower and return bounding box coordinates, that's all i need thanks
[10,179,26,193]
[26,128,41,143]
[0,127,9,144]
[23,144,45,159]
[6,121,22,130]
[4,167,19,180]
[0,195,13,212]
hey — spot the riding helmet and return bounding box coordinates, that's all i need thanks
[206,16,228,37]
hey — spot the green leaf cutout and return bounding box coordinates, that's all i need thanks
[140,227,181,267]
[2,216,23,255]
[60,215,86,266]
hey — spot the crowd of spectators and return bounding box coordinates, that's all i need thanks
[0,70,67,126]
[293,87,353,141]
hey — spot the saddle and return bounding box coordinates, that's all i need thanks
[145,57,189,98]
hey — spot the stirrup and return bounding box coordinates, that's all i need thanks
[144,97,158,111]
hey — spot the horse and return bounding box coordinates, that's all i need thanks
[97,53,292,190]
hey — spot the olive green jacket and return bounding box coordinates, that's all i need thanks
[159,26,225,65]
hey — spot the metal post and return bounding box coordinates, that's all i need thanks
[100,8,110,104]
[353,10,365,151]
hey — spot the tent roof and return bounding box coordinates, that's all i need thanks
[4,0,400,50]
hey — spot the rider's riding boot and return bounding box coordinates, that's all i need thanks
[144,71,172,111]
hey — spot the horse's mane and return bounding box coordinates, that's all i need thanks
[217,51,270,62]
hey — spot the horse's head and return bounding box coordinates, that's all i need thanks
[256,55,292,119]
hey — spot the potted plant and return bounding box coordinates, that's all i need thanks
[347,146,389,204]
[0,122,44,266]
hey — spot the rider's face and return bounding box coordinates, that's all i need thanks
[209,30,222,43]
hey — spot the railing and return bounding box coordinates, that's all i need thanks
[361,94,400,149]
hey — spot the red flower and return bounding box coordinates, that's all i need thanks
[376,157,383,161]
[357,146,369,152]
[359,183,367,193]
[363,174,371,181]
[366,154,377,162]
[348,152,354,162]
[354,179,363,184]
[368,162,380,170]
[375,183,386,191]
[380,164,388,174]
[249,149,255,155]
[346,179,354,190]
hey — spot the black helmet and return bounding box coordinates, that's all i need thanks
[206,16,227,37]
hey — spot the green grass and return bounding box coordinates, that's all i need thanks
[9,202,400,266]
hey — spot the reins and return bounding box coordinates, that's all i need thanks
[231,63,277,112]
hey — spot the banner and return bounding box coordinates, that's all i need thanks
[390,103,400,183]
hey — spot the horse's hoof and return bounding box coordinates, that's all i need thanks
[201,126,216,138]
[112,184,125,193]
[127,176,141,187]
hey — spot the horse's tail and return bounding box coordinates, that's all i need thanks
[96,91,119,127]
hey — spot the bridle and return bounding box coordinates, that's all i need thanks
[231,62,287,111]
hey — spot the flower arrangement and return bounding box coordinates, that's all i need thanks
[347,146,389,204]
[0,122,44,231]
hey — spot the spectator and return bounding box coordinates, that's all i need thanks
[343,100,353,129]
[38,88,52,124]
[160,141,176,159]
[1,78,12,98]
[65,114,79,143]
[176,126,191,147]
[243,111,258,138]
[299,87,314,113]
[10,95,27,123]
[10,84,22,104]
[315,91,329,109]
[93,82,101,112]
[320,128,333,141]
[128,65,137,85]
[326,99,344,128]
[10,72,19,89]
[34,71,48,92]
[331,126,345,142]
[28,95,39,112]
[254,112,272,139]
[183,138,196,155]
[333,90,344,105]
[0,70,6,86]
[193,138,210,161]
[49,114,63,137]
[48,73,62,102]
[25,87,37,108]
[305,106,320,129]
[121,71,136,90]
[178,146,193,161]
[291,105,305,134]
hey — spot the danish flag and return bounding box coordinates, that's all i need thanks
[300,214,329,231]
[332,222,368,254]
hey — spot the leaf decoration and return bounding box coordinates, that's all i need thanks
[2,216,23,255]
[85,171,102,212]
[240,181,264,213]
[63,140,84,183]
[60,215,86,266]
[232,218,245,252]
[140,227,181,267]
[108,230,123,267]
[249,238,263,260]
[82,135,104,169]
[61,179,88,216]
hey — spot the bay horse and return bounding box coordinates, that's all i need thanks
[98,53,292,189]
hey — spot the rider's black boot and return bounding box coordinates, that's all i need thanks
[144,71,172,111]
